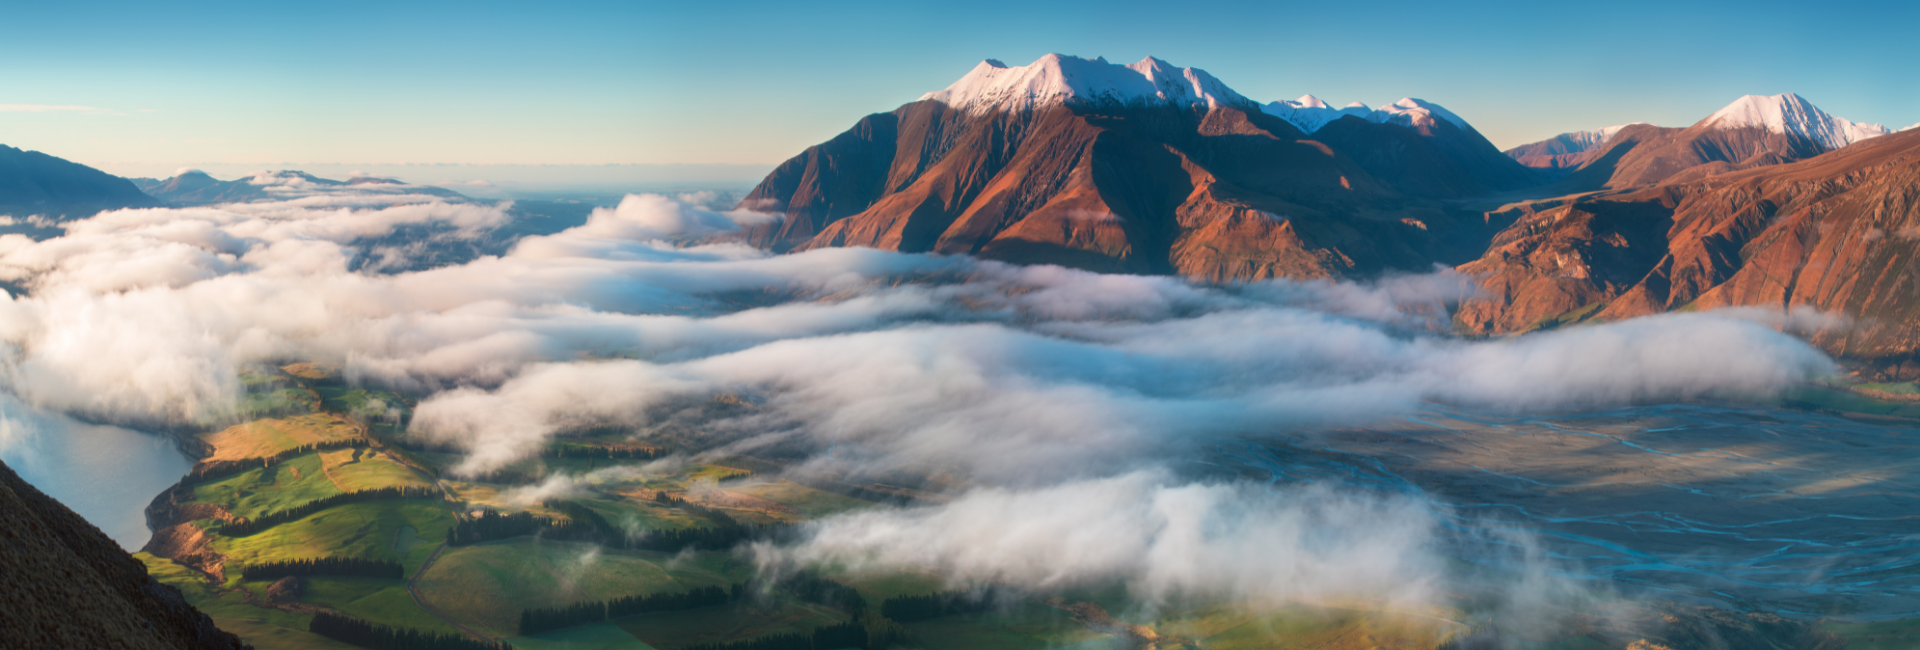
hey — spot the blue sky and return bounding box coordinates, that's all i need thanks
[3,0,1915,175]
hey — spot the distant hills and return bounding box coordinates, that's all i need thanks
[0,145,158,226]
[129,169,470,205]
[1505,93,1894,191]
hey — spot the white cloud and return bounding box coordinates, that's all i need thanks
[0,188,1849,613]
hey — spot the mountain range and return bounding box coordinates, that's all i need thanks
[0,53,1914,375]
[735,53,1920,376]
[0,144,158,234]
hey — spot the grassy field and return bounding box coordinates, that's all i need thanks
[213,500,454,576]
[192,453,344,520]
[139,553,357,650]
[319,447,433,492]
[723,481,873,520]
[507,624,657,650]
[1821,618,1920,650]
[414,539,747,638]
[201,413,362,462]
[613,602,845,650]
[902,603,1101,650]
[1192,603,1461,650]
[835,569,951,604]
[296,576,463,635]
[1779,385,1920,418]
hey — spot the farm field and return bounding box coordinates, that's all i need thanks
[134,365,1920,650]
[201,413,363,462]
[414,540,744,638]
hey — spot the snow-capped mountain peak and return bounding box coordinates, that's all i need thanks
[1703,93,1890,150]
[1903,122,1920,133]
[1260,96,1473,134]
[1292,94,1329,109]
[1556,123,1645,150]
[919,54,1254,114]
[1369,98,1469,130]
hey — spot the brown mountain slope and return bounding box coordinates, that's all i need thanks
[0,459,248,650]
[1554,121,1829,193]
[1311,114,1542,198]
[1459,128,1920,375]
[743,101,1504,280]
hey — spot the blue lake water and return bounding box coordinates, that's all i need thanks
[0,397,192,550]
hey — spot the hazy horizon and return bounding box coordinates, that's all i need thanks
[5,0,1916,170]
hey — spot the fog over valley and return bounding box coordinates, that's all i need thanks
[2,181,1905,648]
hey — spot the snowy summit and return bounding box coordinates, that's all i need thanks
[919,54,1254,114]
[1703,93,1890,151]
[1537,123,1646,152]
[1261,97,1472,134]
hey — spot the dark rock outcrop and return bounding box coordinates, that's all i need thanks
[0,459,248,650]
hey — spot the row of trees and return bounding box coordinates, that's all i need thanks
[308,612,509,650]
[183,439,366,485]
[878,587,999,622]
[785,572,868,614]
[238,556,405,581]
[682,621,866,650]
[546,441,664,460]
[517,584,737,635]
[222,486,440,537]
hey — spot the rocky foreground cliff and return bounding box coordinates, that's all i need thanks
[0,459,248,650]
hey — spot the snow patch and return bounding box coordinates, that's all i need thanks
[919,54,1255,114]
[1529,123,1646,153]
[1260,96,1471,135]
[1703,93,1890,150]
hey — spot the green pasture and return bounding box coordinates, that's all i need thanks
[297,576,461,635]
[319,447,434,492]
[1823,617,1920,650]
[201,413,362,461]
[507,624,656,650]
[902,603,1099,650]
[614,602,844,650]
[413,539,744,638]
[213,500,454,576]
[191,453,343,520]
[139,553,352,650]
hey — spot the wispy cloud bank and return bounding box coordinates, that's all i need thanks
[0,189,1847,614]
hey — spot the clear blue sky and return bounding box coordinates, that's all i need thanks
[3,0,1915,170]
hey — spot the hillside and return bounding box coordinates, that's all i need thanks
[0,458,247,650]
[1459,128,1920,375]
[0,144,159,223]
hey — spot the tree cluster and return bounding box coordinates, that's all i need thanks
[307,612,509,650]
[546,441,664,460]
[785,572,868,614]
[239,556,404,581]
[517,584,736,635]
[878,587,999,622]
[183,439,366,486]
[222,486,439,537]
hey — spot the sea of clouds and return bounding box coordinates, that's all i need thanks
[0,185,1842,613]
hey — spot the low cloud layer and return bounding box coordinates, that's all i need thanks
[0,189,1846,608]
